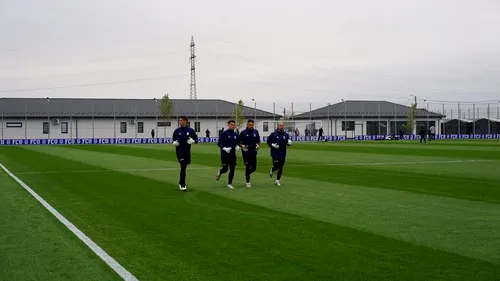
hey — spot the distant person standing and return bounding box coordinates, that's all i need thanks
[430,125,436,140]
[219,128,224,137]
[151,129,155,139]
[318,127,324,142]
[206,128,210,138]
[399,128,404,140]
[419,127,427,143]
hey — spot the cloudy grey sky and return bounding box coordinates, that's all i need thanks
[1,0,499,112]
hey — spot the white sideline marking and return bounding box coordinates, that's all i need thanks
[13,159,489,175]
[0,162,140,281]
[16,167,212,175]
[325,159,489,166]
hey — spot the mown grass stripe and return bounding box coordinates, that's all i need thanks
[0,162,140,281]
[18,144,500,265]
[5,148,500,280]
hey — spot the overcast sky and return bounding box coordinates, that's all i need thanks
[1,0,499,113]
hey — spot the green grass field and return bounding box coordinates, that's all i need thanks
[1,140,500,281]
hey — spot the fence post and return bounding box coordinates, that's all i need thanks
[377,101,381,135]
[361,102,364,136]
[154,99,158,139]
[327,103,330,136]
[25,102,28,140]
[0,98,4,140]
[113,103,116,139]
[442,104,445,135]
[196,103,199,134]
[215,104,218,133]
[487,104,491,134]
[70,113,73,139]
[92,103,96,139]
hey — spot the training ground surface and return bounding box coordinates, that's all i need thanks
[1,140,499,281]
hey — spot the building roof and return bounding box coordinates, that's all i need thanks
[0,98,279,118]
[293,100,445,119]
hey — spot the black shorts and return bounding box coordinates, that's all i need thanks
[272,157,286,166]
[242,153,257,166]
[221,154,237,166]
[177,152,191,165]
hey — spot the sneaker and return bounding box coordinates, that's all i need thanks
[275,180,281,186]
[216,171,221,181]
[246,182,251,188]
[179,184,187,191]
[227,184,235,190]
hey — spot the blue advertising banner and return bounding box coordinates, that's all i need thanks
[1,134,499,146]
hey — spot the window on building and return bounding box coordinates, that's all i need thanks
[157,121,171,127]
[342,121,355,131]
[194,122,200,133]
[61,122,68,134]
[42,122,50,134]
[120,122,127,133]
[137,122,144,133]
[390,121,407,134]
[366,121,387,135]
[263,122,269,132]
[6,122,22,128]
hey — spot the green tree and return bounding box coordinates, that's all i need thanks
[404,102,417,134]
[159,94,173,136]
[232,99,246,130]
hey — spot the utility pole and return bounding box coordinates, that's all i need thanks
[189,36,197,100]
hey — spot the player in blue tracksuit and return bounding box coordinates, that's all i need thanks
[172,116,198,191]
[238,120,261,187]
[216,120,240,189]
[266,121,292,186]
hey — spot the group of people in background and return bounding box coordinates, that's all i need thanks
[418,125,436,143]
[172,116,292,191]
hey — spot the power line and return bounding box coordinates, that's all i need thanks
[0,74,188,93]
[424,99,500,104]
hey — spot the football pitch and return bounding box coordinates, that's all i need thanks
[1,140,500,281]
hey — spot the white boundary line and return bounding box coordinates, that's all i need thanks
[0,162,140,281]
[12,159,489,175]
[324,159,489,166]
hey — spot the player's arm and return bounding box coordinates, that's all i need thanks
[189,129,199,144]
[238,130,245,147]
[217,132,225,148]
[267,132,274,147]
[172,129,178,141]
[172,129,180,146]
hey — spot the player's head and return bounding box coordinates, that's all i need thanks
[227,120,236,131]
[247,119,254,130]
[277,121,285,132]
[179,116,188,127]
